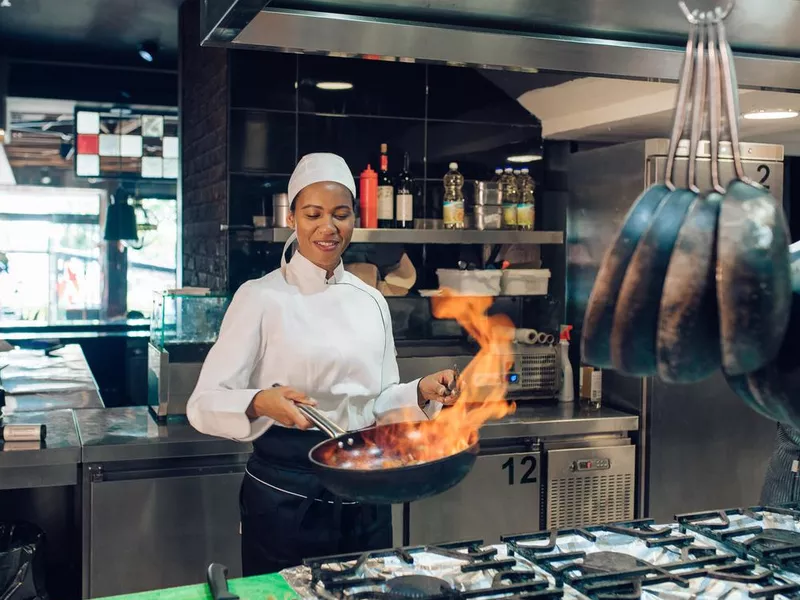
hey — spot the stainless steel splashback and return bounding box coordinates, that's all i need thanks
[202,0,800,90]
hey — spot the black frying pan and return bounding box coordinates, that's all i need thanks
[297,405,479,505]
[581,19,697,369]
[657,18,722,384]
[715,18,791,376]
[724,242,800,426]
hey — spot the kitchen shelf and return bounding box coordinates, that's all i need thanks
[252,227,563,245]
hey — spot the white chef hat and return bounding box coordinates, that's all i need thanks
[287,153,356,206]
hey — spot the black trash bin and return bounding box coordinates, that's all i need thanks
[0,522,48,600]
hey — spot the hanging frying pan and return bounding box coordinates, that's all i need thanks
[297,405,479,505]
[581,19,698,369]
[724,241,800,425]
[657,15,722,384]
[715,17,792,376]
[609,19,705,377]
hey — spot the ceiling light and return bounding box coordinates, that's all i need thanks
[507,154,543,163]
[138,41,158,63]
[315,81,353,91]
[743,109,799,120]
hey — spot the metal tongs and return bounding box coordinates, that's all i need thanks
[444,364,461,401]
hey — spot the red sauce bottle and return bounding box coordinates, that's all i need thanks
[359,164,378,228]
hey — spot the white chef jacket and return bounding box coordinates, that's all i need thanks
[186,249,441,442]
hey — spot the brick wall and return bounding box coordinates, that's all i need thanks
[179,0,229,291]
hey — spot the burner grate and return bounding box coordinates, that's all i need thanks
[677,505,800,574]
[302,540,564,600]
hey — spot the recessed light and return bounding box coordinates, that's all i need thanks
[316,81,353,91]
[138,41,158,63]
[743,109,799,120]
[507,154,543,163]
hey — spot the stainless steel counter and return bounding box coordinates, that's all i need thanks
[0,409,81,488]
[75,407,251,463]
[1,345,104,411]
[70,404,635,462]
[480,403,639,440]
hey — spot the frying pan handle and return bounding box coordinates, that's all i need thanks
[296,405,347,439]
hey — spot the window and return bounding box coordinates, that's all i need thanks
[0,186,103,323]
[126,197,178,316]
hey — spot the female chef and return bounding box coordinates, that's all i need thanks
[187,153,457,575]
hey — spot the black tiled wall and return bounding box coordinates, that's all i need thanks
[225,51,544,289]
[179,0,229,291]
[180,46,558,337]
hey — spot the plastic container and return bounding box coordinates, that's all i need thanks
[501,269,551,296]
[436,269,502,296]
[359,164,378,228]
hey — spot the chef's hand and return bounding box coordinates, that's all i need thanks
[418,369,459,407]
[246,386,317,429]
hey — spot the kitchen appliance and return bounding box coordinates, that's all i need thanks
[280,540,564,599]
[543,441,635,529]
[147,290,229,421]
[506,345,560,399]
[279,508,800,599]
[398,344,560,401]
[567,139,783,521]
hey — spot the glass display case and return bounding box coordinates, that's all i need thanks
[150,290,231,349]
[148,290,231,421]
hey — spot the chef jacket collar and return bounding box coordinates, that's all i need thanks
[283,239,345,293]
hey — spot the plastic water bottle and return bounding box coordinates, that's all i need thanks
[443,162,465,229]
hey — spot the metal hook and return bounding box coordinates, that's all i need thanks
[664,19,699,190]
[687,13,708,194]
[706,13,725,194]
[678,0,734,24]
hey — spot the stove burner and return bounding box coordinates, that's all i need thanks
[581,551,640,575]
[749,528,800,552]
[385,575,452,599]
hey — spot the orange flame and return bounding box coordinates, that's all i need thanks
[322,291,516,469]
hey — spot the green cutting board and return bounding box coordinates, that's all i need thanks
[97,573,297,600]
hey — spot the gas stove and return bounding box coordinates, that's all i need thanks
[677,505,800,578]
[280,516,800,599]
[279,540,568,599]
[503,518,800,599]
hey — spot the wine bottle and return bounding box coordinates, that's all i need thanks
[377,143,395,228]
[395,152,414,229]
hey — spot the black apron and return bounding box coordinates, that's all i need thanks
[761,423,800,505]
[240,425,392,576]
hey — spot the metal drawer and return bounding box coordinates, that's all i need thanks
[545,444,635,529]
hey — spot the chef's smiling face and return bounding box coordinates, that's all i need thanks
[288,181,355,275]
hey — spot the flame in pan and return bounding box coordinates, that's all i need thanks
[322,292,516,469]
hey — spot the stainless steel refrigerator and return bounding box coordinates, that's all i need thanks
[566,139,785,521]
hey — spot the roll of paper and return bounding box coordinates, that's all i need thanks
[515,328,539,345]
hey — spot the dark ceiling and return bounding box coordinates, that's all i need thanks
[0,0,181,68]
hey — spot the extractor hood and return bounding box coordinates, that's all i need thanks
[202,0,800,91]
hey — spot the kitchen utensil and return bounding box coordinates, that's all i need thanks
[610,18,703,376]
[272,193,290,228]
[727,287,800,427]
[723,242,800,424]
[207,563,239,600]
[297,405,479,505]
[715,16,792,376]
[581,18,697,369]
[473,181,503,206]
[657,14,722,383]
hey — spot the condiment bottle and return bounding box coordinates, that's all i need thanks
[359,164,378,228]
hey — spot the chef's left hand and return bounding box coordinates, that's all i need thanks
[418,369,459,407]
